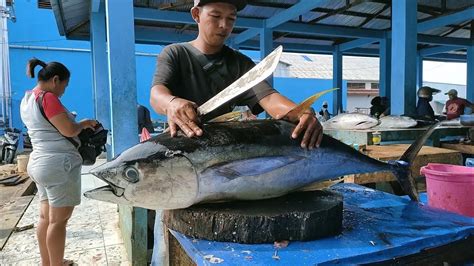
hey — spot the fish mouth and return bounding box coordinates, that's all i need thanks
[83,185,132,205]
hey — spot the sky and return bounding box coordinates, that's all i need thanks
[423,60,467,86]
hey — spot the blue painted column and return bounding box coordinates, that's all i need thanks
[260,27,273,86]
[467,45,474,102]
[379,36,391,98]
[90,0,111,159]
[467,22,474,102]
[104,1,146,265]
[390,0,417,115]
[333,45,343,114]
[416,54,423,89]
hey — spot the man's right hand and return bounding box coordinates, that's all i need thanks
[166,97,203,137]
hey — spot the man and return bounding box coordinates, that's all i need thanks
[444,89,473,120]
[150,0,322,149]
[149,0,323,264]
[319,101,331,121]
[137,104,155,133]
[416,86,440,120]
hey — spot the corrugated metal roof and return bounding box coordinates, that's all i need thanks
[49,0,473,59]
[278,53,380,81]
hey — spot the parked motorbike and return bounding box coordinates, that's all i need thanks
[0,128,21,164]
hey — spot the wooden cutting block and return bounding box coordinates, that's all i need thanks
[163,190,343,244]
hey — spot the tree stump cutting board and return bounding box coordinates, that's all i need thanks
[163,190,343,244]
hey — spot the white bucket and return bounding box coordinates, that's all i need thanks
[17,154,30,173]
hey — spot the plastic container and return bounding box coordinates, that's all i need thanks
[420,163,474,217]
[372,131,381,145]
[466,158,474,167]
[16,154,30,173]
[459,114,474,126]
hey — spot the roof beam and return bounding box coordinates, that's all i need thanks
[233,0,327,44]
[419,45,460,56]
[417,34,472,47]
[275,22,385,39]
[133,7,263,29]
[339,38,378,52]
[418,7,474,33]
[424,52,466,62]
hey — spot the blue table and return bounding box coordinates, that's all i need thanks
[168,184,474,265]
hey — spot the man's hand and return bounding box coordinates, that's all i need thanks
[166,97,203,137]
[290,109,323,149]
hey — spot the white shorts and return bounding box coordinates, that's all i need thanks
[27,152,83,207]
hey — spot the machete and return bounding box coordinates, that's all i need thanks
[197,45,283,117]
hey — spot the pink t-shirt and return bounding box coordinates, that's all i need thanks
[32,88,66,119]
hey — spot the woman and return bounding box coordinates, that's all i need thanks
[20,58,97,266]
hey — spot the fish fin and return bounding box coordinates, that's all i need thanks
[390,121,442,201]
[279,88,339,121]
[209,111,242,122]
[202,156,305,180]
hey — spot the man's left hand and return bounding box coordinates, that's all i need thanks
[291,110,323,149]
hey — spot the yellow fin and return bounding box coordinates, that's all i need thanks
[280,88,339,121]
[209,111,242,122]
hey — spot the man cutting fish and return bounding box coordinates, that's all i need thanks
[149,0,322,149]
[149,0,322,264]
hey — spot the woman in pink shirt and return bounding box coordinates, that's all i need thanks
[20,58,97,266]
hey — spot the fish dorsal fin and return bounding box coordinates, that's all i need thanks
[279,88,339,121]
[209,111,242,122]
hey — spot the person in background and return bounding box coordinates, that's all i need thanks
[149,0,323,264]
[319,101,331,121]
[137,104,155,133]
[443,89,473,120]
[20,58,97,266]
[416,86,440,120]
[370,96,389,118]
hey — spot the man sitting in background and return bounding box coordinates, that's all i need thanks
[444,89,473,120]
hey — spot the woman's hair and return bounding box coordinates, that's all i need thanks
[26,58,70,82]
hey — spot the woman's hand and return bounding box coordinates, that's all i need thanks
[166,97,203,137]
[79,119,98,130]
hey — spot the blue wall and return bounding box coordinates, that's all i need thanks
[8,1,343,130]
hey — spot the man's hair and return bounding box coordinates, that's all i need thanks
[193,0,247,11]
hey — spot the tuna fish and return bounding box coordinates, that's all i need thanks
[84,118,438,210]
[375,115,418,129]
[323,113,380,130]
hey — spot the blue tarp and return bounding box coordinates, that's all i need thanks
[170,183,474,265]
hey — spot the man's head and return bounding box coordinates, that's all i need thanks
[445,89,458,100]
[417,86,440,101]
[194,0,247,11]
[191,1,247,49]
[322,101,328,109]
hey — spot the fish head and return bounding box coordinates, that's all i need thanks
[84,140,198,210]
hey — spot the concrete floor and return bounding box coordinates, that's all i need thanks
[0,160,130,265]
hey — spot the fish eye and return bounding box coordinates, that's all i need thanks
[123,166,139,183]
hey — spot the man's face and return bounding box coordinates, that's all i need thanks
[448,94,455,100]
[196,3,237,47]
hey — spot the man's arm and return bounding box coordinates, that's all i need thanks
[150,84,203,137]
[259,93,323,149]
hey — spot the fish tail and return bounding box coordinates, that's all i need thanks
[389,121,442,201]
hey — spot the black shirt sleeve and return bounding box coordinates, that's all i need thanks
[152,45,179,91]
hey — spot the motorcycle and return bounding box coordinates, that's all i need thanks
[0,128,21,164]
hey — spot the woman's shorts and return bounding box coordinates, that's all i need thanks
[27,152,83,207]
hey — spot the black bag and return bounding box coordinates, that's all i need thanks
[36,91,108,165]
[77,123,108,165]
